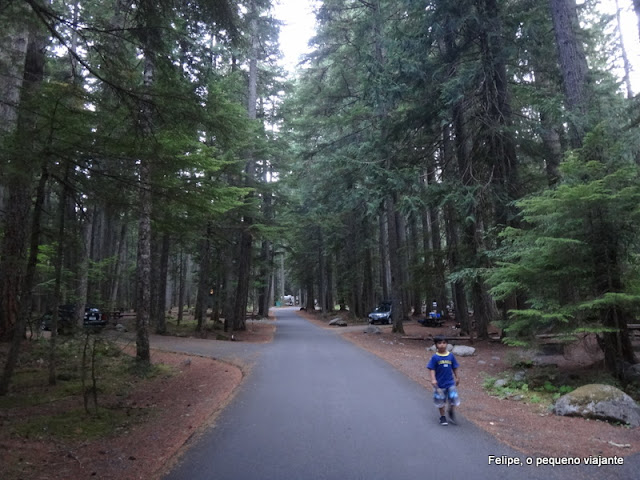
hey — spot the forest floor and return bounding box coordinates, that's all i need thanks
[1,308,638,479]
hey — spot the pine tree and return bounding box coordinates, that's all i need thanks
[489,122,639,377]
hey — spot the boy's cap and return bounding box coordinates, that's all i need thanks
[433,335,447,344]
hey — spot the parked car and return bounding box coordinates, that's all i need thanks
[368,301,392,325]
[41,305,106,334]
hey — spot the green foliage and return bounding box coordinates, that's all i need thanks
[482,371,575,407]
[0,0,292,343]
[482,375,498,390]
[280,0,640,331]
[488,121,640,346]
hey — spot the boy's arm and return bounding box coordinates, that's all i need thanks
[451,354,460,385]
[428,368,437,387]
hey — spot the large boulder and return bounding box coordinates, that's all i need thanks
[554,384,640,427]
[452,345,476,357]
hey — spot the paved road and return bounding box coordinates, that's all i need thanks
[162,308,637,480]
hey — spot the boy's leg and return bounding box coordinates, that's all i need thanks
[447,387,460,424]
[433,388,447,425]
[448,404,456,424]
[439,407,448,425]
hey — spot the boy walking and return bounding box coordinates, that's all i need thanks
[427,335,460,425]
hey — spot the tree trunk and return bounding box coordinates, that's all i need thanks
[441,123,469,330]
[590,210,637,377]
[425,167,448,312]
[363,247,375,312]
[305,280,315,311]
[318,235,327,313]
[479,0,520,228]
[155,233,170,334]
[0,183,31,342]
[0,16,41,341]
[378,213,390,302]
[74,209,94,329]
[408,214,421,315]
[0,166,48,395]
[231,8,260,331]
[109,222,127,312]
[396,211,410,320]
[444,201,469,330]
[386,197,405,334]
[463,0,519,339]
[326,255,335,313]
[257,239,271,317]
[0,4,29,137]
[232,227,252,330]
[421,208,433,315]
[177,248,186,325]
[49,169,73,385]
[1,19,47,402]
[134,52,154,364]
[438,26,472,331]
[150,232,161,330]
[135,153,152,364]
[549,0,590,147]
[539,108,564,186]
[222,247,235,331]
[195,224,212,332]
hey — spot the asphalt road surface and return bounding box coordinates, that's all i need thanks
[163,308,638,480]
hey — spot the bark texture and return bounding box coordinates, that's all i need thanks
[549,0,590,147]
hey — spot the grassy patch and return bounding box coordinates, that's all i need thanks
[127,359,176,379]
[0,335,176,442]
[163,316,225,337]
[12,406,150,440]
[482,372,576,407]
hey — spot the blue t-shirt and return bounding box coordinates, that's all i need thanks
[427,351,459,389]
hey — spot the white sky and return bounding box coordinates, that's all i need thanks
[600,0,640,94]
[273,0,318,73]
[273,0,640,92]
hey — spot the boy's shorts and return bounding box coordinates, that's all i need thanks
[433,386,460,408]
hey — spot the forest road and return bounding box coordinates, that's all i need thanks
[161,308,637,480]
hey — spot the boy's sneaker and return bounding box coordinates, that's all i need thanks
[448,408,456,425]
[439,415,448,426]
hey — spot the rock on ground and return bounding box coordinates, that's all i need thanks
[452,345,476,357]
[328,318,348,327]
[425,344,475,356]
[363,325,381,334]
[554,384,640,427]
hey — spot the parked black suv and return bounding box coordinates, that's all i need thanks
[41,305,105,333]
[368,301,392,325]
